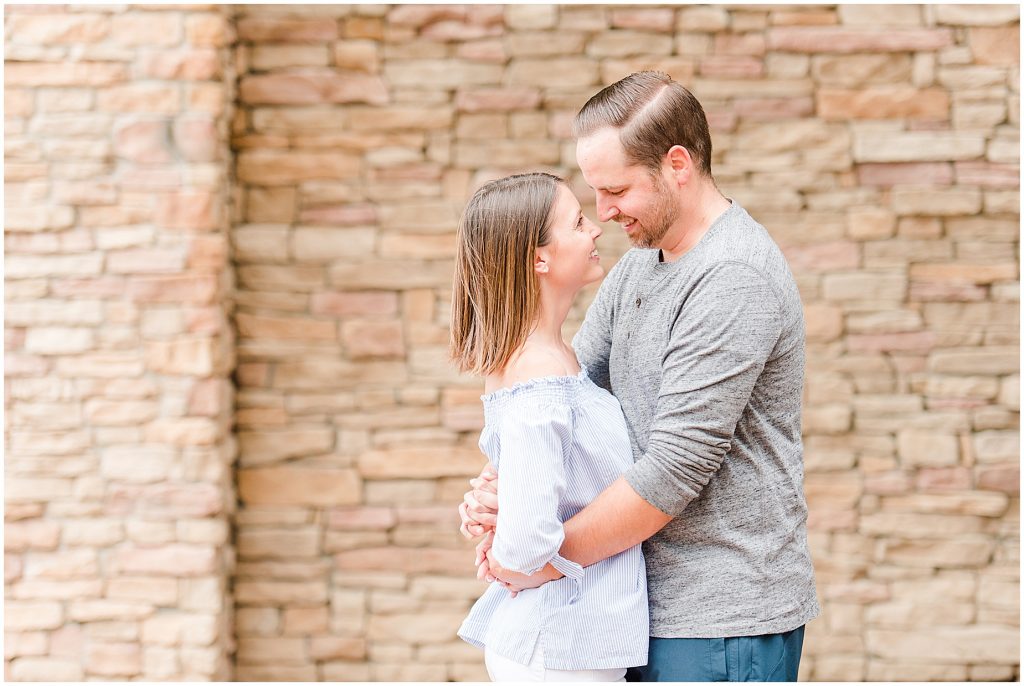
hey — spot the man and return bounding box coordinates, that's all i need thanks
[460,71,819,682]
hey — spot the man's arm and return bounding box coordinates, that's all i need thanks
[560,476,672,566]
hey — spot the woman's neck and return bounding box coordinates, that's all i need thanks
[529,284,575,351]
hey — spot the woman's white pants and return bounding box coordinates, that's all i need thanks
[484,642,627,682]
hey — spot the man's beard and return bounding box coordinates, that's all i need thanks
[625,176,679,250]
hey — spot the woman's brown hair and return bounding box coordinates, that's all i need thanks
[449,172,563,376]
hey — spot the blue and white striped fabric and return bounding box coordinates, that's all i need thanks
[458,366,649,671]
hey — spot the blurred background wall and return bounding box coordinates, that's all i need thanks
[4,3,1020,682]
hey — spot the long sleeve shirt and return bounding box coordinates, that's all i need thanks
[458,369,648,670]
[573,199,820,638]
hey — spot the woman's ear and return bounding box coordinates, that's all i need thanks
[534,249,549,274]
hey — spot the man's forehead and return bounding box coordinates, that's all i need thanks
[576,135,636,189]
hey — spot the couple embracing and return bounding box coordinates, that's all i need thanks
[449,72,819,682]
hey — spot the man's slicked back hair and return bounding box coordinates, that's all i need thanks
[572,71,713,178]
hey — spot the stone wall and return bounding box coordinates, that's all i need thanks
[5,3,1021,683]
[4,4,237,681]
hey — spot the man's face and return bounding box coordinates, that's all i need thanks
[576,127,680,250]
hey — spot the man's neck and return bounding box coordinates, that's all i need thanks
[660,183,731,263]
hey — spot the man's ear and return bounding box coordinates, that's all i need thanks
[665,145,693,185]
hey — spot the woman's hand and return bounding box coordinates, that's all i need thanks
[459,463,499,539]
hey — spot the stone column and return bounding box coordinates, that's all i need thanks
[4,5,237,680]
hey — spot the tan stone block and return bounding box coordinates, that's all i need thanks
[935,4,1019,25]
[240,70,387,106]
[979,576,1019,612]
[142,645,179,679]
[178,576,222,613]
[973,430,1019,463]
[237,664,319,681]
[332,39,378,73]
[236,636,307,665]
[340,319,405,359]
[141,47,222,81]
[4,601,63,631]
[5,631,49,659]
[911,262,1016,284]
[66,599,154,623]
[245,186,296,223]
[852,131,985,163]
[238,527,320,559]
[970,665,1016,681]
[335,546,467,575]
[454,139,560,168]
[7,12,109,43]
[504,4,556,29]
[107,246,189,275]
[145,338,218,376]
[61,519,123,547]
[237,16,336,42]
[819,87,948,120]
[507,57,599,87]
[7,577,100,602]
[280,607,329,636]
[367,612,465,645]
[105,576,178,606]
[954,100,1008,129]
[322,519,389,547]
[357,446,485,480]
[891,188,984,216]
[896,429,961,468]
[23,548,98,580]
[157,188,222,230]
[96,83,181,115]
[238,467,360,506]
[674,5,727,30]
[822,272,905,301]
[128,275,218,305]
[4,519,60,552]
[310,291,397,317]
[866,625,1017,664]
[84,641,141,677]
[383,59,501,89]
[10,657,83,681]
[237,149,361,185]
[329,261,451,290]
[114,545,217,577]
[22,327,93,355]
[235,607,279,636]
[882,537,995,568]
[6,62,128,88]
[970,26,1019,66]
[251,44,328,70]
[273,358,407,389]
[233,225,290,264]
[768,26,952,52]
[234,580,328,605]
[237,428,334,466]
[290,226,375,263]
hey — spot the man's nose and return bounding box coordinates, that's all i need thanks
[596,195,617,222]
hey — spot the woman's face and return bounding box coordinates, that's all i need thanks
[536,184,604,293]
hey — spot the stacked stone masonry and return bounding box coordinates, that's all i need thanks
[4,3,1020,682]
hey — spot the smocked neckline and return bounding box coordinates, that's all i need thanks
[480,364,589,403]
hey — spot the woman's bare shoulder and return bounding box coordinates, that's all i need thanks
[485,344,575,393]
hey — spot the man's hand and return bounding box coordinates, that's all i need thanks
[459,463,499,539]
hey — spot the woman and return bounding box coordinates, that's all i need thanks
[450,173,648,682]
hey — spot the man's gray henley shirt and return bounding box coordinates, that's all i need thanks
[573,200,820,638]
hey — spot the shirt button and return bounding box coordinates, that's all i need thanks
[635,297,642,307]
